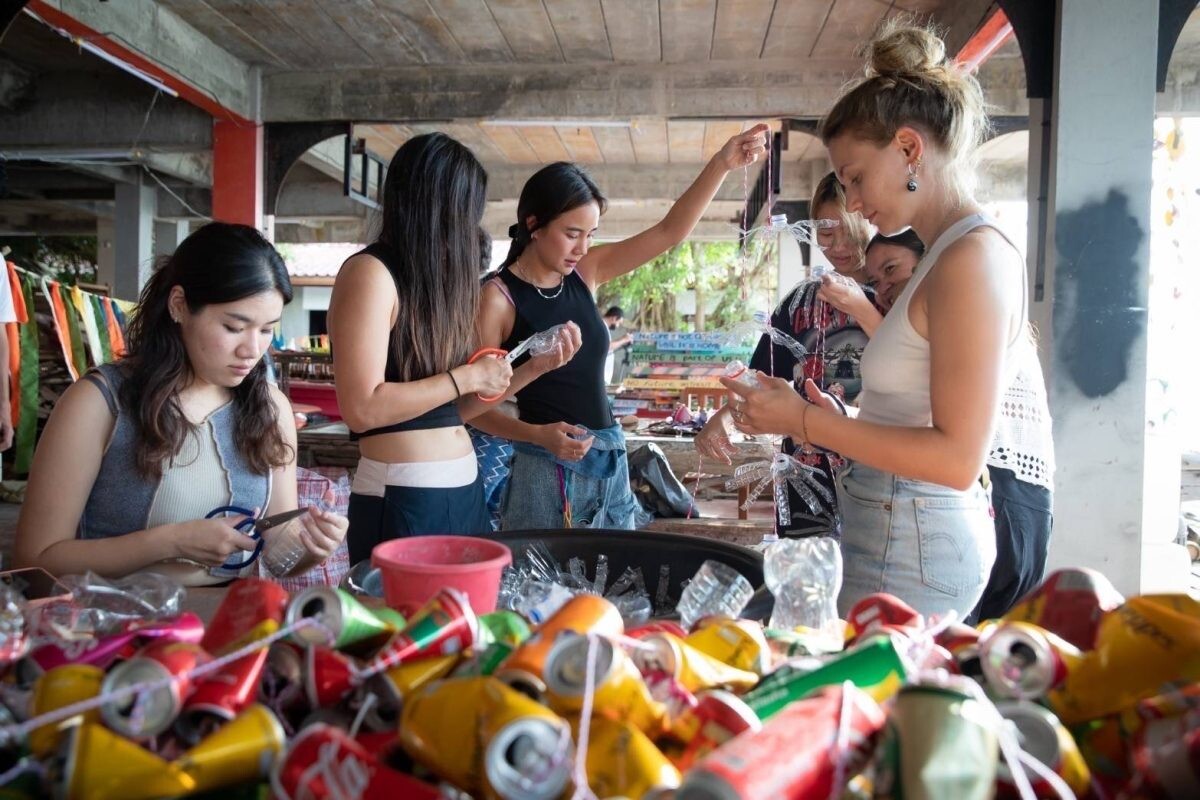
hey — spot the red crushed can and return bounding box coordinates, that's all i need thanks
[846,593,922,641]
[628,621,689,641]
[202,577,291,656]
[363,588,478,677]
[669,689,761,772]
[677,684,885,799]
[1003,567,1124,650]
[271,722,443,799]
[99,640,211,739]
[304,646,358,708]
[177,648,270,743]
[1130,710,1200,798]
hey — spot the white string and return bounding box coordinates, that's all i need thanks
[568,632,601,800]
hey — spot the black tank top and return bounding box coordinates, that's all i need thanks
[341,242,462,439]
[497,268,613,431]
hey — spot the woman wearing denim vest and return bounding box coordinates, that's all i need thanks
[14,223,347,585]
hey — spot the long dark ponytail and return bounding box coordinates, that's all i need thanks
[377,132,488,381]
[120,222,293,479]
[501,162,607,269]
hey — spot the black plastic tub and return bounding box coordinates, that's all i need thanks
[493,528,773,621]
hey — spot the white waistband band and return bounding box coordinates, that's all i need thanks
[352,453,478,494]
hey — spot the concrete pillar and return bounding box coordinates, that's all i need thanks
[95,217,115,291]
[113,175,155,301]
[213,120,264,230]
[777,234,804,304]
[1039,0,1188,594]
[153,219,190,260]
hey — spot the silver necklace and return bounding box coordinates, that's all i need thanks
[516,262,564,299]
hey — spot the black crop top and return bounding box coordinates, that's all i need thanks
[341,242,463,440]
[497,268,613,431]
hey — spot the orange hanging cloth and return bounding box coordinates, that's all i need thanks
[44,280,79,381]
[103,296,126,358]
[4,261,28,428]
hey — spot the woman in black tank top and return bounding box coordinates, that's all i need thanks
[471,125,769,531]
[330,134,579,563]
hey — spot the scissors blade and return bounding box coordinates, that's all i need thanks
[504,337,537,362]
[254,507,310,532]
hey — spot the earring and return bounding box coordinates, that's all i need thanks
[906,161,919,192]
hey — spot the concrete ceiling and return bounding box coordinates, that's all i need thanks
[3,1,1200,244]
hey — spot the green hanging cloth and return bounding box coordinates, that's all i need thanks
[59,283,87,379]
[90,294,112,364]
[14,278,40,474]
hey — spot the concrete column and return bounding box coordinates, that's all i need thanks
[153,219,190,260]
[777,234,804,305]
[95,217,115,291]
[213,119,264,231]
[1039,0,1188,593]
[113,175,155,301]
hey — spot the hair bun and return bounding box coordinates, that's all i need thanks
[865,23,947,80]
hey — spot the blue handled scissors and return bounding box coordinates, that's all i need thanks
[205,506,310,569]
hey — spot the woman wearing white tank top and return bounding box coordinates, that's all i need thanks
[724,22,1033,620]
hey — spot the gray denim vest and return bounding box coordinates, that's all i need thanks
[77,363,271,540]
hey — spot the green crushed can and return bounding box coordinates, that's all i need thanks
[745,633,908,720]
[478,611,532,648]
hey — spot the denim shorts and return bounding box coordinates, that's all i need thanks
[835,462,996,619]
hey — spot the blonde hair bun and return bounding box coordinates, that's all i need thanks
[865,23,948,80]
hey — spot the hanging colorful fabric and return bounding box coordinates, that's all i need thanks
[14,277,39,473]
[71,285,105,368]
[57,283,88,379]
[90,295,112,364]
[43,281,79,381]
[102,297,126,358]
[4,262,27,430]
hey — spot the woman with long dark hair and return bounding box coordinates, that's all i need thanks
[15,222,347,583]
[330,133,579,562]
[471,125,768,530]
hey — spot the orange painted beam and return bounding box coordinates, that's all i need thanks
[25,0,251,125]
[213,120,263,227]
[956,8,1015,73]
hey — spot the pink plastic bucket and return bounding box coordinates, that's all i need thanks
[371,535,512,616]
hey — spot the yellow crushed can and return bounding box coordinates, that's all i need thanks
[28,664,104,758]
[1049,594,1200,724]
[362,654,459,731]
[543,632,667,736]
[576,716,681,799]
[171,703,286,793]
[399,676,490,792]
[62,722,192,800]
[633,632,759,694]
[685,618,771,675]
[477,680,573,800]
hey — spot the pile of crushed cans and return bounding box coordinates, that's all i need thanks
[0,561,1198,799]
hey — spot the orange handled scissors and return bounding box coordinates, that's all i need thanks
[467,333,544,403]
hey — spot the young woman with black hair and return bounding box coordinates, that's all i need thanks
[14,223,348,584]
[471,125,768,531]
[330,133,579,562]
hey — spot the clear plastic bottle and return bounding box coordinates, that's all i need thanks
[260,516,310,578]
[676,560,754,631]
[764,536,843,645]
[511,581,575,624]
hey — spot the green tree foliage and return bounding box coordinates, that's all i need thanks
[597,239,777,332]
[3,236,98,284]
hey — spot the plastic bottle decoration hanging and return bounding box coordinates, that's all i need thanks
[722,359,756,385]
[724,451,835,526]
[731,212,836,302]
[720,310,809,363]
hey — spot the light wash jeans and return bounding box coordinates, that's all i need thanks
[835,462,996,619]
